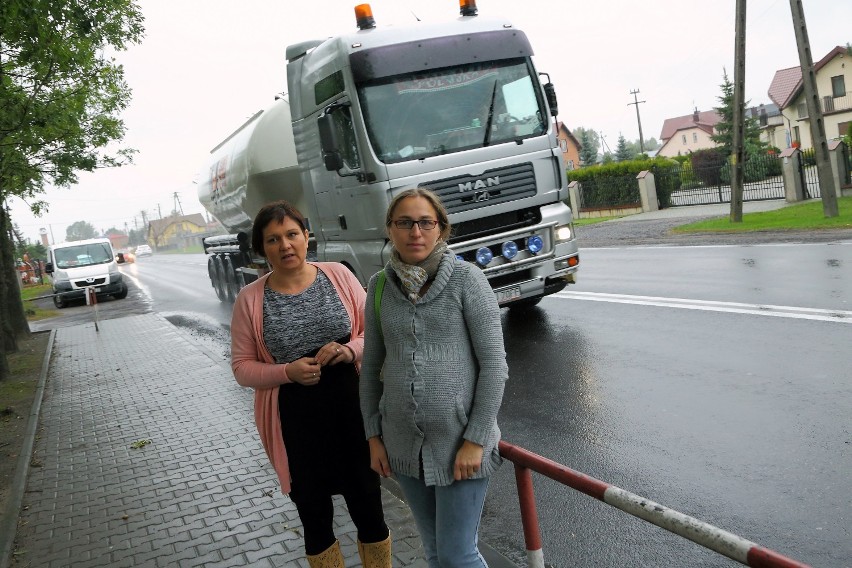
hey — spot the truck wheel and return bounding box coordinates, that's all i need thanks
[113,284,128,300]
[223,258,238,303]
[508,296,542,311]
[213,257,229,302]
[53,294,67,309]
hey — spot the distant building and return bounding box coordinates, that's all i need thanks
[768,45,852,149]
[147,213,208,251]
[555,121,581,170]
[745,103,784,149]
[105,230,129,250]
[656,109,721,157]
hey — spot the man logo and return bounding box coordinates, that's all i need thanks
[474,191,490,202]
[458,176,500,193]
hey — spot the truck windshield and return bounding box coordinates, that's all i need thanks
[54,243,112,269]
[357,58,546,164]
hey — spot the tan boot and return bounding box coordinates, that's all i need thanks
[357,535,392,568]
[306,540,345,568]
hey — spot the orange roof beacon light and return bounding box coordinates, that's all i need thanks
[460,0,478,16]
[355,4,376,30]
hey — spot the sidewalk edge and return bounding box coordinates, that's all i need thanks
[0,328,56,568]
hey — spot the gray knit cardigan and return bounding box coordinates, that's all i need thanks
[360,252,508,486]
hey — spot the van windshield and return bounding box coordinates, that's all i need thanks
[357,58,546,164]
[54,243,112,269]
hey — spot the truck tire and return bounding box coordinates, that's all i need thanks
[213,256,229,302]
[113,283,128,300]
[53,294,67,309]
[223,258,238,303]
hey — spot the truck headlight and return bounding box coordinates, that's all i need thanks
[555,224,573,242]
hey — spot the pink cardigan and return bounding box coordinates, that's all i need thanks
[230,263,366,494]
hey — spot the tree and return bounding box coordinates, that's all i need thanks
[575,127,599,166]
[615,134,632,162]
[711,70,764,157]
[0,1,144,380]
[66,220,98,241]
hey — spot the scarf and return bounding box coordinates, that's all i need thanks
[390,241,448,302]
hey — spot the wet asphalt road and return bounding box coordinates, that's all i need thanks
[30,222,852,567]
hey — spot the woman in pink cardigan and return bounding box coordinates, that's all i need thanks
[231,201,390,568]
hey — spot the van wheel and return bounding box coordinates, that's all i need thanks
[113,284,128,300]
[53,294,67,309]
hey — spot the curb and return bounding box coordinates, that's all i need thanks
[0,329,56,568]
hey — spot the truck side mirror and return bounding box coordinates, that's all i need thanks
[543,82,558,117]
[318,109,345,172]
[45,262,54,274]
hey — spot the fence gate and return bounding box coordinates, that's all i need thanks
[665,154,786,207]
[799,149,821,199]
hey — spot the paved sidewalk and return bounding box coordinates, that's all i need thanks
[6,314,515,568]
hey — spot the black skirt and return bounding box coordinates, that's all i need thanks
[279,336,378,499]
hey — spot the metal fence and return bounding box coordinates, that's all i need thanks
[577,173,641,210]
[576,155,786,210]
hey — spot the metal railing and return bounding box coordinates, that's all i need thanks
[498,440,812,568]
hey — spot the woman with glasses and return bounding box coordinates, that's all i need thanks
[360,188,508,568]
[231,200,391,568]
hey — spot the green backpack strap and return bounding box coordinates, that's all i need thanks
[373,270,386,337]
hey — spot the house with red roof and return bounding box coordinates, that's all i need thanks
[767,45,852,150]
[555,121,581,170]
[656,109,721,157]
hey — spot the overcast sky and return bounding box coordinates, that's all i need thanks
[9,0,851,244]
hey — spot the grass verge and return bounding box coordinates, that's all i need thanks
[20,284,58,321]
[574,216,622,227]
[673,196,852,233]
[0,332,50,517]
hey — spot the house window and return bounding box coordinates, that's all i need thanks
[682,134,687,145]
[692,133,698,143]
[832,75,846,98]
[796,102,808,119]
[839,121,851,139]
[793,125,800,145]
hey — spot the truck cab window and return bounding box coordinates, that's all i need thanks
[357,58,546,164]
[331,105,361,170]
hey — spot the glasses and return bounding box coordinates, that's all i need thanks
[391,219,439,231]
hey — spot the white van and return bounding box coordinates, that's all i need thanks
[45,238,128,308]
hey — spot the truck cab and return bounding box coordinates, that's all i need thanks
[287,3,578,307]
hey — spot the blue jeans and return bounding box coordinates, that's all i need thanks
[396,474,490,568]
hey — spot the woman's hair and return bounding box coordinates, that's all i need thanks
[385,188,451,241]
[251,200,307,257]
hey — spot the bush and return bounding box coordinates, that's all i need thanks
[689,149,727,187]
[568,156,681,209]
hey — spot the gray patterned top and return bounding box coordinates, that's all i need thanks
[262,271,351,363]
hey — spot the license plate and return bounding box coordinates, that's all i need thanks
[496,286,521,305]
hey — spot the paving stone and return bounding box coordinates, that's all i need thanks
[9,313,514,568]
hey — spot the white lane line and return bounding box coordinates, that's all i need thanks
[552,291,852,323]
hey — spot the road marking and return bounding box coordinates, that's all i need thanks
[552,291,852,323]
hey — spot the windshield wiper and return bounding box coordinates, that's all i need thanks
[482,81,497,147]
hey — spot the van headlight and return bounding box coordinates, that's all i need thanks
[555,224,573,242]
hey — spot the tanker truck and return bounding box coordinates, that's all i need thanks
[198,0,579,310]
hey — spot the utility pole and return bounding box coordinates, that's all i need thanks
[628,89,646,154]
[789,0,838,217]
[173,192,184,216]
[730,0,747,222]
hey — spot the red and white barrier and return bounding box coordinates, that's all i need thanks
[498,440,811,568]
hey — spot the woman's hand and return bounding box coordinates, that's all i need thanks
[454,440,484,481]
[316,341,354,367]
[288,357,321,386]
[368,437,392,477]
